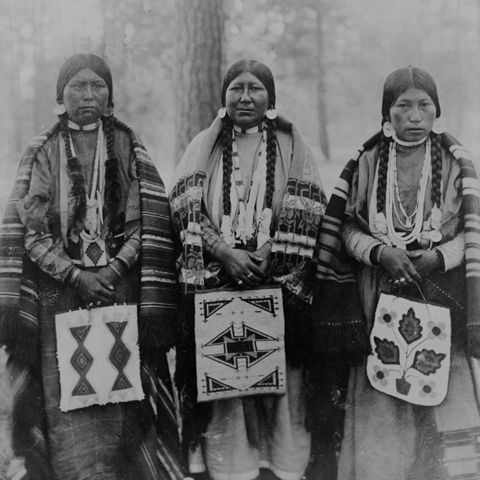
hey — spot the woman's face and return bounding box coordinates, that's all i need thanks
[389,87,437,142]
[62,68,109,125]
[225,72,269,129]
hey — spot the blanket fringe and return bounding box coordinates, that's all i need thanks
[138,312,178,351]
[311,322,371,362]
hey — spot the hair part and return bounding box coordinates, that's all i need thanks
[221,59,276,108]
[381,66,441,123]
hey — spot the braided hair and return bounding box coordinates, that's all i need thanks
[55,54,123,236]
[58,113,87,230]
[430,132,443,208]
[375,131,392,214]
[102,114,122,232]
[377,67,443,215]
[220,60,277,217]
[57,111,122,235]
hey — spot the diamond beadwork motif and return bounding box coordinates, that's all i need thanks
[70,325,95,396]
[107,321,132,391]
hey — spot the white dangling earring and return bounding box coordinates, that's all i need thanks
[382,121,394,138]
[218,107,227,119]
[53,103,66,116]
[432,117,445,134]
[266,107,277,120]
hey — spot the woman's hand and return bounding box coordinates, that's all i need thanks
[379,246,422,286]
[253,241,272,276]
[76,270,116,306]
[215,242,265,287]
[409,249,440,277]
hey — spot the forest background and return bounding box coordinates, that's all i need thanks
[0,0,479,475]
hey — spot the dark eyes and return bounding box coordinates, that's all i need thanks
[72,82,106,90]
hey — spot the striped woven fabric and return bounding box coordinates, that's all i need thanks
[169,115,326,309]
[0,120,178,360]
[0,121,183,479]
[438,426,480,479]
[311,131,480,359]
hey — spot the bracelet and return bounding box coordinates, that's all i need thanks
[109,260,125,278]
[68,268,82,289]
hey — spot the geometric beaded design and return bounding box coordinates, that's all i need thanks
[107,321,132,391]
[69,325,96,396]
[85,241,103,265]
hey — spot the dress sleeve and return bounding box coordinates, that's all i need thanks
[114,219,141,268]
[343,158,384,266]
[17,148,77,283]
[435,232,465,272]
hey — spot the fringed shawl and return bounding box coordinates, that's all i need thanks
[311,131,480,359]
[170,115,326,312]
[0,119,178,365]
[170,115,326,452]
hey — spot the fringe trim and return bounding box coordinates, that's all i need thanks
[138,312,178,351]
[311,322,371,363]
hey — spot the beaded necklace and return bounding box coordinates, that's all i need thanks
[216,123,272,249]
[384,138,431,247]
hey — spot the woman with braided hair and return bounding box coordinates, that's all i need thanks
[312,67,480,479]
[170,60,326,480]
[0,54,184,479]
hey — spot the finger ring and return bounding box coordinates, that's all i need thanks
[238,280,243,285]
[399,277,406,283]
[247,273,253,279]
[96,301,102,306]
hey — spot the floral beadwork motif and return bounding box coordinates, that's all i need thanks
[367,293,451,406]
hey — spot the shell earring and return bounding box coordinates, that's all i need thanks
[432,117,445,134]
[53,103,66,116]
[382,121,394,138]
[218,107,227,119]
[266,107,277,120]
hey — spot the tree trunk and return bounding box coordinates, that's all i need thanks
[174,0,225,161]
[314,1,330,161]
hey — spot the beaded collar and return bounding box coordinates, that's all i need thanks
[68,120,99,131]
[392,130,428,147]
[233,123,263,134]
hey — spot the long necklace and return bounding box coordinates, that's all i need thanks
[217,123,271,248]
[385,138,431,246]
[69,121,105,237]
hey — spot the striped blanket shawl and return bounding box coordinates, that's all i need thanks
[0,119,178,365]
[311,131,480,359]
[170,115,326,316]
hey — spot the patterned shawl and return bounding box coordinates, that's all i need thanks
[170,115,326,452]
[0,120,182,479]
[0,119,178,363]
[311,131,480,359]
[170,115,326,317]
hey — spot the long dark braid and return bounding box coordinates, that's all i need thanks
[430,132,443,208]
[376,131,391,214]
[265,117,277,211]
[59,114,87,229]
[221,116,234,216]
[102,115,122,231]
